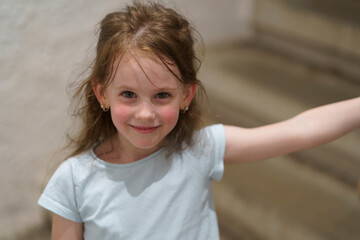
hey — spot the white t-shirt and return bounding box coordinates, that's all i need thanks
[38,124,226,240]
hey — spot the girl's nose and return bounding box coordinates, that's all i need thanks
[135,102,156,120]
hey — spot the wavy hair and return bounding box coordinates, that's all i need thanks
[66,1,206,158]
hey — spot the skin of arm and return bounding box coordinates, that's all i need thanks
[52,213,83,240]
[224,97,360,164]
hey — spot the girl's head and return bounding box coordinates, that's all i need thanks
[69,1,205,156]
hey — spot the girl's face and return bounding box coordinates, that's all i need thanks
[94,51,196,153]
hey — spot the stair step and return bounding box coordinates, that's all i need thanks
[200,43,360,239]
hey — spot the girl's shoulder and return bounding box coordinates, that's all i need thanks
[194,123,225,144]
[183,123,226,181]
[62,148,96,169]
[52,148,98,183]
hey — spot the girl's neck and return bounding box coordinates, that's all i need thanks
[94,135,162,164]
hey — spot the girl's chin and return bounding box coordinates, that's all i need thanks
[115,127,167,151]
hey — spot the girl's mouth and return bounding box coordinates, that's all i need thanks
[130,125,160,134]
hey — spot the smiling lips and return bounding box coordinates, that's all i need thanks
[130,125,160,134]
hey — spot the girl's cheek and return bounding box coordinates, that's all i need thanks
[159,106,180,123]
[111,105,133,120]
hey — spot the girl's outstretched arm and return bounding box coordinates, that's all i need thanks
[52,213,83,240]
[224,97,360,164]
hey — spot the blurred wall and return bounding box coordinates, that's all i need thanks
[0,0,252,238]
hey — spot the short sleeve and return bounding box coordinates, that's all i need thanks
[206,124,226,181]
[189,124,225,181]
[38,160,82,222]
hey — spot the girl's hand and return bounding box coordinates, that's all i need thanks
[51,213,83,240]
[224,97,360,164]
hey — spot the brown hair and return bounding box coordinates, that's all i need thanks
[66,1,206,158]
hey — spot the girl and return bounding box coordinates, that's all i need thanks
[38,1,360,240]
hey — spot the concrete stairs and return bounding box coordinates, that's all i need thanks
[201,43,360,240]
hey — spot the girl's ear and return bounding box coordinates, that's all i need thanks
[92,81,108,107]
[181,83,197,109]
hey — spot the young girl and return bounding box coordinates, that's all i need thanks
[38,1,360,240]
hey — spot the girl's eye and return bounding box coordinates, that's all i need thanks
[121,91,136,98]
[155,92,171,99]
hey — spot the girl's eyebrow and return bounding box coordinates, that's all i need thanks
[115,84,178,92]
[155,87,178,91]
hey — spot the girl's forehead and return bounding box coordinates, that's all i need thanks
[111,51,182,89]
